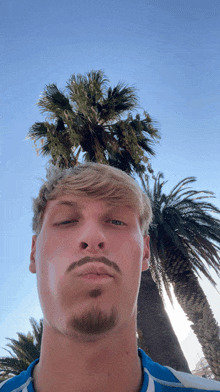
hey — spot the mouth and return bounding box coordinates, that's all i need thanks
[80,273,113,281]
[77,264,114,281]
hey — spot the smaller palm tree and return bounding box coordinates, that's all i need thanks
[145,173,220,380]
[0,318,43,380]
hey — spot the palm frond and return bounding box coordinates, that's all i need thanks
[0,318,43,380]
[27,122,48,141]
[146,173,220,301]
[38,84,72,117]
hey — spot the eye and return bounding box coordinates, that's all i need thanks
[109,219,126,226]
[56,219,78,226]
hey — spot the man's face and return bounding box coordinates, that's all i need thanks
[30,195,150,341]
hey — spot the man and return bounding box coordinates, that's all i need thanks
[1,163,220,392]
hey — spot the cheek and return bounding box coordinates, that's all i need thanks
[36,244,74,300]
[120,233,143,267]
[118,234,144,290]
[46,256,70,297]
[36,253,77,320]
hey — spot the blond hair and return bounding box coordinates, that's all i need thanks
[32,163,152,235]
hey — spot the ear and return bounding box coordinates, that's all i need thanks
[142,235,150,272]
[29,235,37,274]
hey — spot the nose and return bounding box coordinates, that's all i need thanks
[78,222,106,253]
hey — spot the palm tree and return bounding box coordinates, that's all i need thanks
[0,318,43,380]
[137,269,191,372]
[27,70,159,175]
[144,173,220,380]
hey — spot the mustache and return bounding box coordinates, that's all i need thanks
[65,256,121,275]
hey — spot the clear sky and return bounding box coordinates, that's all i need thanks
[1,0,220,371]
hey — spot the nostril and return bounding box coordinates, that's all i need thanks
[81,242,88,249]
[80,242,104,250]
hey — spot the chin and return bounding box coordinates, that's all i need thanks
[65,306,118,341]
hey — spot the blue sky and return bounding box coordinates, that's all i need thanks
[1,0,220,371]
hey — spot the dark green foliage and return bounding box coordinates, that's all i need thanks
[0,318,43,380]
[146,174,220,300]
[27,70,160,173]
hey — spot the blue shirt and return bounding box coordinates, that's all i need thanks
[0,349,220,391]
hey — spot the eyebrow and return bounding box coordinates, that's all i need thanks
[50,200,130,214]
[54,200,115,210]
[47,200,84,215]
[55,201,81,208]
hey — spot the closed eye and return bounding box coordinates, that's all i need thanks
[56,220,78,226]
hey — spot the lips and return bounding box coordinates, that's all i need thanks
[77,264,114,277]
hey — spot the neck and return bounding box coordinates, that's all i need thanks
[33,322,143,392]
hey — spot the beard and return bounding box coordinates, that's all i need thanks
[69,306,118,338]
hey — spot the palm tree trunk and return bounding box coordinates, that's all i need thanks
[172,271,220,380]
[137,270,191,372]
